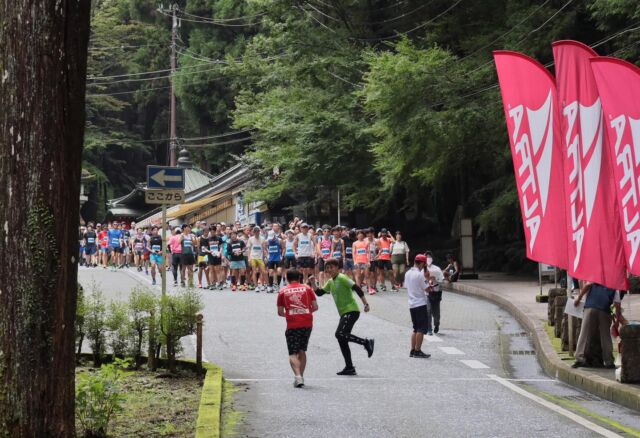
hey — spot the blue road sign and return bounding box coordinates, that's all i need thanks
[147,166,185,189]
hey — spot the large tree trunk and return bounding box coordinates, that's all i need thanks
[0,1,90,436]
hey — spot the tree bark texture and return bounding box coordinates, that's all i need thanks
[0,1,90,436]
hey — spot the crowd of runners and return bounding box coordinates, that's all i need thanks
[79,217,460,293]
[79,216,463,386]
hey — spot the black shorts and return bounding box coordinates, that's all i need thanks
[171,253,182,266]
[182,253,195,265]
[318,258,328,272]
[208,256,222,266]
[410,305,429,334]
[283,256,297,269]
[377,260,392,271]
[112,247,123,254]
[297,256,314,269]
[267,260,281,270]
[285,327,312,355]
[369,260,378,272]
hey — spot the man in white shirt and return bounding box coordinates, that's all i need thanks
[404,254,431,359]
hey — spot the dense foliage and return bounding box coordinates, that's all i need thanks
[86,0,639,265]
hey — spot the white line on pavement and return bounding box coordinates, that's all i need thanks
[423,335,443,343]
[438,347,465,355]
[459,359,490,369]
[226,377,557,383]
[487,374,622,438]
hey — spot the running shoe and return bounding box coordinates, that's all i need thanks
[410,349,415,357]
[231,284,237,292]
[198,283,203,289]
[368,287,377,295]
[181,281,186,287]
[336,367,357,376]
[241,284,248,291]
[380,285,387,292]
[152,279,157,286]
[173,281,178,286]
[413,350,431,359]
[434,325,439,334]
[365,339,375,358]
[427,330,433,336]
[218,283,225,290]
[391,285,398,291]
[293,376,304,388]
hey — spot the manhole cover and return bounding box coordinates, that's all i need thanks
[511,350,536,355]
[561,394,600,402]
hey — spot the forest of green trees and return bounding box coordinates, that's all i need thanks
[85,0,639,269]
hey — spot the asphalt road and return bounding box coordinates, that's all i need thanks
[79,266,640,437]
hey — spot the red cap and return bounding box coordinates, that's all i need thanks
[414,254,427,263]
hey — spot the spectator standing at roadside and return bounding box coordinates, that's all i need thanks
[444,254,460,283]
[404,254,431,358]
[277,270,318,388]
[391,231,410,289]
[572,282,623,369]
[426,252,445,335]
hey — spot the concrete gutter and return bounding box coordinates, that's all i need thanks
[448,281,640,411]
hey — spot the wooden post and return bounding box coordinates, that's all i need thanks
[196,313,203,374]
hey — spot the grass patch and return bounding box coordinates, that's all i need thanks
[220,380,242,438]
[76,366,202,437]
[543,321,575,361]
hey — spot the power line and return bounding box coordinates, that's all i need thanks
[88,61,218,81]
[157,7,264,27]
[352,0,464,42]
[177,8,266,22]
[181,137,253,148]
[455,0,553,64]
[181,129,256,142]
[88,64,225,86]
[89,42,167,51]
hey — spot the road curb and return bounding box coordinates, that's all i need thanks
[196,363,224,438]
[447,281,640,411]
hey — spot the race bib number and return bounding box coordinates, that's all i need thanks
[87,237,95,244]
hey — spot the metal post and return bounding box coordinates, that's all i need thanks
[161,204,167,300]
[147,309,156,371]
[337,189,341,227]
[169,4,178,166]
[196,313,203,373]
[538,263,542,295]
[567,272,574,356]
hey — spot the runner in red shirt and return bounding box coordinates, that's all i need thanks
[98,226,110,268]
[277,270,318,388]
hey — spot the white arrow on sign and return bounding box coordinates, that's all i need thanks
[151,169,182,187]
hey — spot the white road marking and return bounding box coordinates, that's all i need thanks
[488,374,622,438]
[460,359,490,369]
[226,377,557,383]
[439,347,465,355]
[423,334,443,343]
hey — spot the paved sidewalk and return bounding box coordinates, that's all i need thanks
[447,272,640,411]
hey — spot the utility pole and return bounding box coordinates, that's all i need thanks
[169,3,178,166]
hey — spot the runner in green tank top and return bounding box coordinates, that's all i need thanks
[309,258,375,376]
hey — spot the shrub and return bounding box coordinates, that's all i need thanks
[106,301,130,358]
[128,286,158,367]
[76,358,129,438]
[85,283,107,367]
[160,288,203,373]
[76,283,87,357]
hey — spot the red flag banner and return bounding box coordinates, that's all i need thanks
[494,51,568,269]
[590,57,640,277]
[552,41,628,290]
